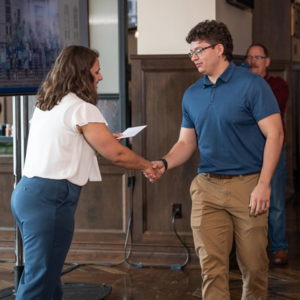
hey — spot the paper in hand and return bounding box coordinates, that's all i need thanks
[116,125,147,139]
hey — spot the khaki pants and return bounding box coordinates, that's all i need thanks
[190,173,268,300]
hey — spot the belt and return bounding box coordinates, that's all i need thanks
[200,172,260,179]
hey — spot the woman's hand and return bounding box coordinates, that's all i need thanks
[112,133,123,143]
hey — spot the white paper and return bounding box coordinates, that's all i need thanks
[116,125,147,139]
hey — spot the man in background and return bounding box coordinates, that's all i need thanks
[246,44,289,264]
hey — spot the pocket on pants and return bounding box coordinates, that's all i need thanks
[190,174,200,198]
[56,181,70,208]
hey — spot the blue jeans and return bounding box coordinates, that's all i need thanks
[268,146,288,252]
[11,176,82,300]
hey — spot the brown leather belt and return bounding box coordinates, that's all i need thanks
[200,172,260,179]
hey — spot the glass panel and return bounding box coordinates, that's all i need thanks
[96,99,119,134]
[89,0,119,94]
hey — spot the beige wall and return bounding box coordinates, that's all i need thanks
[89,0,119,94]
[137,0,216,54]
[137,0,252,56]
[216,0,252,55]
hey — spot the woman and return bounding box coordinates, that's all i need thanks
[11,45,159,300]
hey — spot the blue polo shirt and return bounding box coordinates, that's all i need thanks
[182,61,280,175]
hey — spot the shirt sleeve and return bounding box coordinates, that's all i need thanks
[181,91,195,128]
[248,76,280,122]
[71,102,108,133]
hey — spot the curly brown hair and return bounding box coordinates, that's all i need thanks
[186,20,233,62]
[36,46,99,111]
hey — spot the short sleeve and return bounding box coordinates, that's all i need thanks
[71,102,108,133]
[181,91,195,128]
[248,76,280,122]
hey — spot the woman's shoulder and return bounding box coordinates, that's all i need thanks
[60,93,99,116]
[61,93,95,109]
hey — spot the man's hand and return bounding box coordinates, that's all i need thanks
[143,160,166,183]
[249,182,271,216]
[112,133,123,143]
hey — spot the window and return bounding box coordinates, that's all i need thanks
[5,0,11,23]
[64,5,69,29]
[73,6,78,29]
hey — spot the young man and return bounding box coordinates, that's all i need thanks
[246,44,289,264]
[146,20,284,300]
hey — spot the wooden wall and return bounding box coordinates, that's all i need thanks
[253,0,291,61]
[130,55,201,266]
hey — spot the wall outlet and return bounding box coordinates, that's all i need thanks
[171,203,182,219]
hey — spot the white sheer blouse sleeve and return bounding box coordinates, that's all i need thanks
[71,102,108,133]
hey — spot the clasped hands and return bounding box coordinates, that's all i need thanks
[112,133,164,183]
[143,160,166,183]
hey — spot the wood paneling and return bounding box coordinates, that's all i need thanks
[292,63,300,184]
[253,0,291,61]
[131,55,201,265]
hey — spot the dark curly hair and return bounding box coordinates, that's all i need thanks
[36,45,99,111]
[186,20,233,62]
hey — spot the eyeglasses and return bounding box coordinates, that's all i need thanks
[245,56,267,61]
[188,45,217,59]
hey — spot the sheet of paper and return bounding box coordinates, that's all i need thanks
[116,125,147,139]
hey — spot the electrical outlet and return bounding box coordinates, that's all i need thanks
[171,203,182,219]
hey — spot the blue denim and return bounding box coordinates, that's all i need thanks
[268,146,288,252]
[11,176,82,300]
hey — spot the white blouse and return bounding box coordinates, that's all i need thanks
[23,93,107,186]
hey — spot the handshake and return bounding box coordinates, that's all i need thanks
[143,160,166,183]
[112,132,167,183]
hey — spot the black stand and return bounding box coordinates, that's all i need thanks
[13,265,24,294]
[0,283,112,299]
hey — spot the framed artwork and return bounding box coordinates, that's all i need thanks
[0,0,89,96]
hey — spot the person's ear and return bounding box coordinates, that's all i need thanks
[217,44,225,57]
[266,57,271,68]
